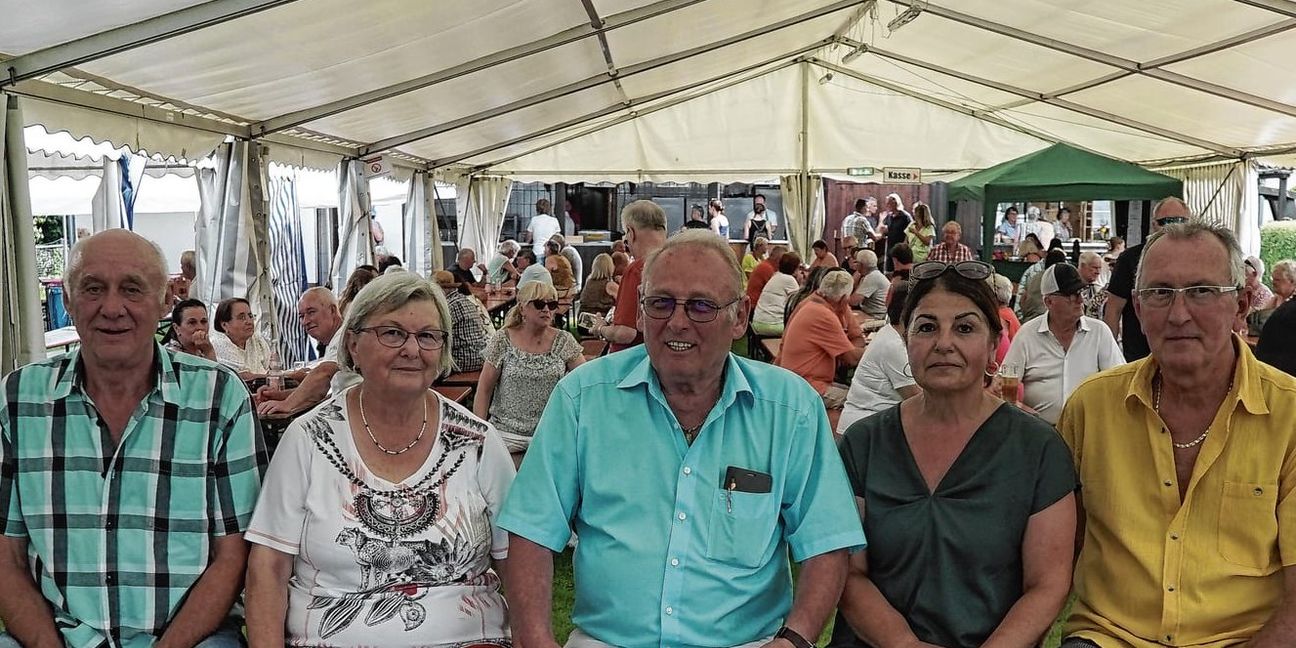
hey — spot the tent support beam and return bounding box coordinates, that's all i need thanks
[253,0,707,136]
[3,0,304,86]
[1234,0,1296,19]
[431,46,817,169]
[810,59,1059,148]
[875,1,1296,119]
[578,0,629,99]
[474,58,806,171]
[359,0,862,156]
[863,45,1241,157]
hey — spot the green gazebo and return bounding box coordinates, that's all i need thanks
[947,143,1184,261]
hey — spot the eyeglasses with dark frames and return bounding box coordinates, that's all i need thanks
[640,296,740,323]
[357,326,447,350]
[910,260,994,282]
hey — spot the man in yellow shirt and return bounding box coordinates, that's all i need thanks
[1058,217,1296,648]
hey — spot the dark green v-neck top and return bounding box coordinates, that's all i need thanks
[828,403,1077,648]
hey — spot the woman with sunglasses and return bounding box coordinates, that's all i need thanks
[833,260,1077,648]
[474,281,585,466]
[244,273,516,648]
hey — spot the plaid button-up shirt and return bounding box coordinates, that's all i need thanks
[925,242,976,263]
[0,345,265,648]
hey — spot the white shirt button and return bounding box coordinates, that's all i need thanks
[682,467,692,475]
[665,606,674,615]
[671,558,680,566]
[677,512,687,521]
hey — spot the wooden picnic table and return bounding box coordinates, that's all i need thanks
[760,337,782,360]
[433,384,472,404]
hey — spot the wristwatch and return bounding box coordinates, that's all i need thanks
[775,626,814,648]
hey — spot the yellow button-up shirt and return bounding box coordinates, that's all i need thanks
[1059,337,1296,647]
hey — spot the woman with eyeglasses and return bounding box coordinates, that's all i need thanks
[211,297,273,380]
[244,272,516,648]
[474,281,585,466]
[833,259,1077,648]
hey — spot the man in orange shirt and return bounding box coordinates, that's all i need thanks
[746,245,788,307]
[593,200,667,352]
[778,270,866,407]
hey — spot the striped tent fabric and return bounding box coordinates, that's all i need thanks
[268,169,309,364]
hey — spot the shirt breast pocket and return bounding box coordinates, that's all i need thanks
[1218,480,1280,571]
[706,489,778,569]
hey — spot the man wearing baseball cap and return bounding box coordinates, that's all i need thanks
[1003,262,1124,424]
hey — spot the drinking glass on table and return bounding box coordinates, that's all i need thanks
[998,362,1021,405]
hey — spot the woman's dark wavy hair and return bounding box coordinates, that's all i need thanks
[213,297,250,334]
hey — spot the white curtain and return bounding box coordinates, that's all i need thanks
[91,156,127,232]
[402,171,440,275]
[1157,160,1261,257]
[330,159,373,290]
[457,175,512,264]
[0,93,46,372]
[195,140,276,338]
[779,173,824,260]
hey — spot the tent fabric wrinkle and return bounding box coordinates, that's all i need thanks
[1154,160,1262,257]
[268,171,310,363]
[1,93,47,373]
[90,156,128,232]
[329,159,374,290]
[457,176,513,269]
[780,173,824,261]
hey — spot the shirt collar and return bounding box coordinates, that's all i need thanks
[55,342,176,404]
[1124,335,1268,416]
[1038,312,1091,334]
[617,349,753,413]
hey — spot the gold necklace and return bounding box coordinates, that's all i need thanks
[359,389,428,455]
[1154,374,1231,450]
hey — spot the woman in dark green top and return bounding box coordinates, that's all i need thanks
[832,260,1077,648]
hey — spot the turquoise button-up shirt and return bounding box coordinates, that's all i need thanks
[498,346,866,648]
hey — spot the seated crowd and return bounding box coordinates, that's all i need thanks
[2,196,1294,648]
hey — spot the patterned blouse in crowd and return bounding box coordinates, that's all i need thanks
[210,329,272,374]
[245,388,515,647]
[482,328,583,452]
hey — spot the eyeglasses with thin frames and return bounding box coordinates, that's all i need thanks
[357,326,447,350]
[640,296,740,323]
[1134,285,1239,308]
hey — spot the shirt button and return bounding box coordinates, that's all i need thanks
[1166,636,1173,642]
[1164,480,1173,487]
[665,606,673,615]
[1170,533,1179,540]
[105,575,115,584]
[682,467,692,476]
[677,512,686,521]
[1254,487,1264,495]
[671,558,680,567]
[1168,585,1176,592]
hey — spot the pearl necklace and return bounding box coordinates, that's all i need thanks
[358,389,428,455]
[1154,373,1232,450]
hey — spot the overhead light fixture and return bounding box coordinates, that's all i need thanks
[887,1,924,32]
[819,72,834,85]
[841,42,869,65]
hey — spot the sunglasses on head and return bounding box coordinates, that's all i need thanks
[530,299,560,311]
[910,260,994,281]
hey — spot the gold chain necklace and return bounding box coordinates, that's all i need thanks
[359,389,428,455]
[1154,373,1231,450]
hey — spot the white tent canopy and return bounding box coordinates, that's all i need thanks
[3,0,1296,180]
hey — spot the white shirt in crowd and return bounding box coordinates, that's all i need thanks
[322,328,361,395]
[753,273,799,327]
[528,213,561,255]
[837,325,915,435]
[1003,313,1124,424]
[210,330,272,374]
[854,270,891,320]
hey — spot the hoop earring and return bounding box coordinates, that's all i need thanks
[985,361,1000,378]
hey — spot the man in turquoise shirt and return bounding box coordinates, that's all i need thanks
[499,230,866,648]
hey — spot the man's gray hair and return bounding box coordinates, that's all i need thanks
[337,273,453,374]
[1136,220,1245,290]
[988,273,1014,306]
[643,229,744,305]
[854,249,878,270]
[1079,251,1103,266]
[64,230,169,307]
[498,240,521,255]
[817,269,854,301]
[621,199,667,232]
[943,220,962,233]
[1272,259,1296,284]
[301,286,337,307]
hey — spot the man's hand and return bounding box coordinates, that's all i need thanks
[257,397,298,417]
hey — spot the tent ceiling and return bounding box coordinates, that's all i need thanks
[3,0,1296,178]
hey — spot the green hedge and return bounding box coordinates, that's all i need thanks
[1260,221,1296,284]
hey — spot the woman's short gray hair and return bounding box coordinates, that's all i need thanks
[498,239,521,255]
[817,269,854,300]
[988,273,1014,305]
[1136,220,1244,290]
[337,273,453,374]
[1272,259,1296,284]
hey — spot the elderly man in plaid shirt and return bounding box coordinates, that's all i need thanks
[924,221,976,263]
[0,230,265,648]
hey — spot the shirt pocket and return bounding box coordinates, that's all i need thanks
[1218,480,1280,571]
[706,489,778,569]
